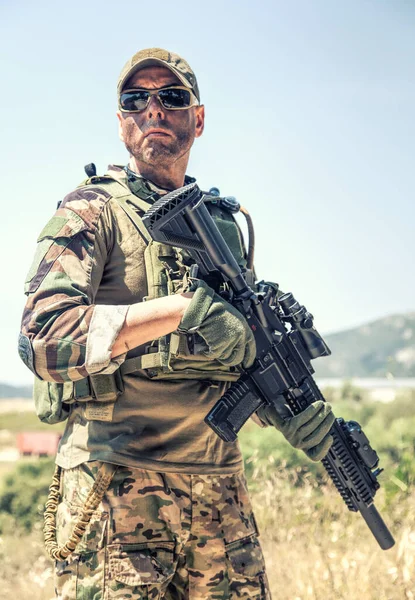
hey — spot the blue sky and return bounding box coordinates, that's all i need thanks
[1,0,414,385]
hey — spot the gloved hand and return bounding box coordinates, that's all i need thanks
[257,400,335,461]
[178,280,256,368]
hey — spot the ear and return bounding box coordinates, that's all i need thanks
[194,105,205,138]
[116,111,125,143]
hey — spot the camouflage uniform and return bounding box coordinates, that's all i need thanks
[20,165,245,476]
[19,47,272,598]
[56,462,270,599]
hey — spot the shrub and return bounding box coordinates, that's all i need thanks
[240,394,415,502]
[0,458,55,533]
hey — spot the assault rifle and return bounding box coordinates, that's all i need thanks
[141,182,395,551]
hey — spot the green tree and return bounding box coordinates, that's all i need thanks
[0,459,54,532]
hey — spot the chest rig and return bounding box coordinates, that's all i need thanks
[80,169,254,382]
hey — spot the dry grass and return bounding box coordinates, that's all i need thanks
[0,474,412,600]
[0,527,55,600]
[252,469,414,600]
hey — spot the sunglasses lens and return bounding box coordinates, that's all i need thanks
[119,90,149,111]
[119,88,195,112]
[159,88,192,108]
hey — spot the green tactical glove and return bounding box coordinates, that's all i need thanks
[257,400,335,462]
[178,280,256,369]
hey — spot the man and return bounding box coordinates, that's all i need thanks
[19,48,334,599]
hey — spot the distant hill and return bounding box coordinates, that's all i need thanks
[0,383,32,399]
[314,312,415,378]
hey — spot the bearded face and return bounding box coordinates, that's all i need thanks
[117,66,204,173]
[121,109,196,166]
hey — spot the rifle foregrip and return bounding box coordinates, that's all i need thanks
[205,375,263,442]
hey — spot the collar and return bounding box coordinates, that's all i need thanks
[106,164,196,204]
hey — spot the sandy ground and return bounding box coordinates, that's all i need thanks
[0,398,33,413]
[0,448,19,461]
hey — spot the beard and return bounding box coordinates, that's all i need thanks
[124,118,194,166]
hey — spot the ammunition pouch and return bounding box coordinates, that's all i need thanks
[73,370,124,403]
[33,378,73,424]
[121,333,241,382]
[33,371,124,424]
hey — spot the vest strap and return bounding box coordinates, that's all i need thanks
[121,353,163,374]
[115,195,152,243]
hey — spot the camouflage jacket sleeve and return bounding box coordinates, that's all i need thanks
[19,186,128,383]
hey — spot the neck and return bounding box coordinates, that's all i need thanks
[129,155,189,191]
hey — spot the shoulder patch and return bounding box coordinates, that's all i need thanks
[60,186,112,230]
[61,186,111,206]
[37,209,88,241]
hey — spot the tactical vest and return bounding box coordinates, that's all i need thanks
[80,172,252,380]
[32,172,255,423]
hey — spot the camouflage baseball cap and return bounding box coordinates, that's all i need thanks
[117,48,200,102]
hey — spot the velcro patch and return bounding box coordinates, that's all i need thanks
[18,333,38,376]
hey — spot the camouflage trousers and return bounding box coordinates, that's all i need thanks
[54,461,271,599]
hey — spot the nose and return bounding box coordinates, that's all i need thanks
[146,93,165,120]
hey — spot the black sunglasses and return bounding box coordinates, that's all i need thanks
[119,86,199,112]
